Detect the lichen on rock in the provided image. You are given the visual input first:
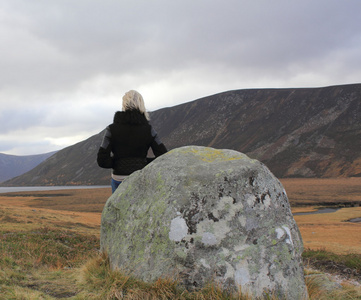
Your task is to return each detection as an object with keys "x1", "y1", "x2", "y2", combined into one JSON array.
[{"x1": 100, "y1": 146, "x2": 308, "y2": 299}]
